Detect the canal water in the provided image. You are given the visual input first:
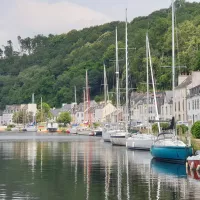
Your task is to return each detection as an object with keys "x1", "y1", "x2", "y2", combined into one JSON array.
[{"x1": 0, "y1": 136, "x2": 199, "y2": 200}]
